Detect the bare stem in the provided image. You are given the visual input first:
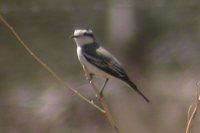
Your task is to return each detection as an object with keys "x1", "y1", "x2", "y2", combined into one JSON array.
[
  {"x1": 89, "y1": 80, "x2": 119, "y2": 133},
  {"x1": 186, "y1": 82, "x2": 200, "y2": 133},
  {"x1": 0, "y1": 14, "x2": 105, "y2": 113}
]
